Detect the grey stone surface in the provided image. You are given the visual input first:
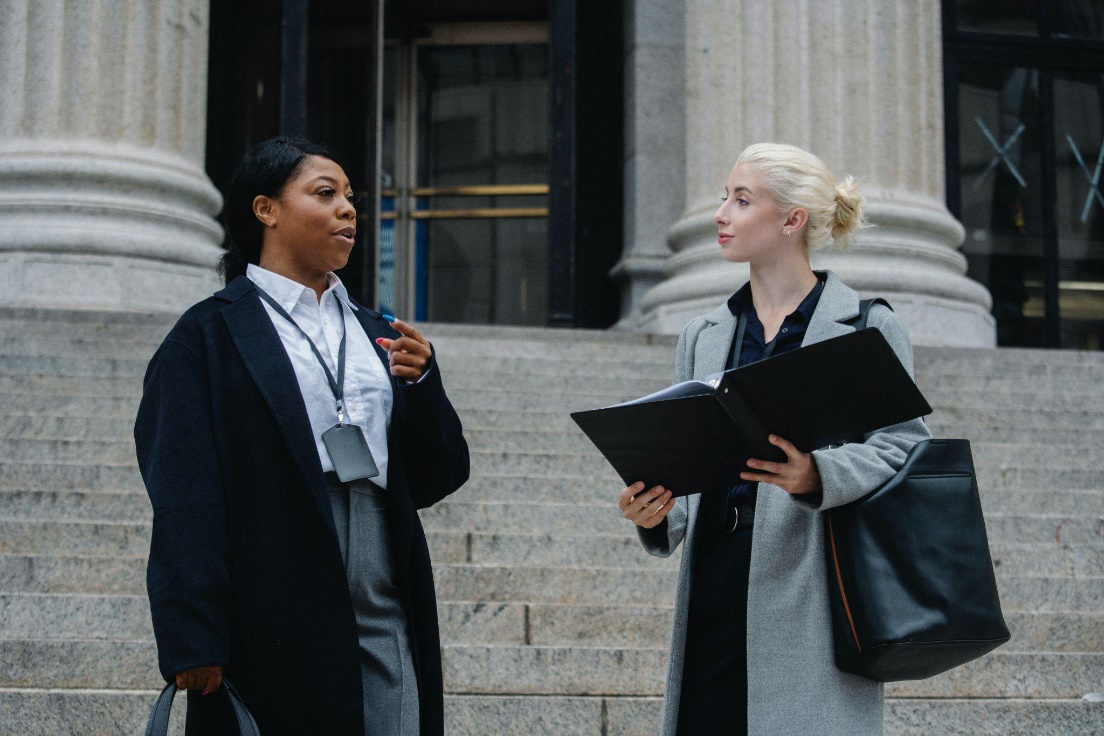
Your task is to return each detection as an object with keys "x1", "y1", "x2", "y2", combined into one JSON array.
[
  {"x1": 0, "y1": 593, "x2": 152, "y2": 640},
  {"x1": 0, "y1": 490, "x2": 150, "y2": 523},
  {"x1": 527, "y1": 604, "x2": 672, "y2": 648},
  {"x1": 0, "y1": 520, "x2": 149, "y2": 556},
  {"x1": 443, "y1": 694, "x2": 602, "y2": 735},
  {"x1": 0, "y1": 555, "x2": 145, "y2": 595},
  {"x1": 886, "y1": 653, "x2": 1104, "y2": 699},
  {"x1": 0, "y1": 462, "x2": 144, "y2": 492},
  {"x1": 0, "y1": 688, "x2": 185, "y2": 736},
  {"x1": 0, "y1": 639, "x2": 160, "y2": 688},
  {"x1": 2, "y1": 315, "x2": 1104, "y2": 735},
  {"x1": 442, "y1": 645, "x2": 668, "y2": 696},
  {"x1": 432, "y1": 565, "x2": 678, "y2": 607},
  {"x1": 885, "y1": 698, "x2": 1104, "y2": 736}
]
